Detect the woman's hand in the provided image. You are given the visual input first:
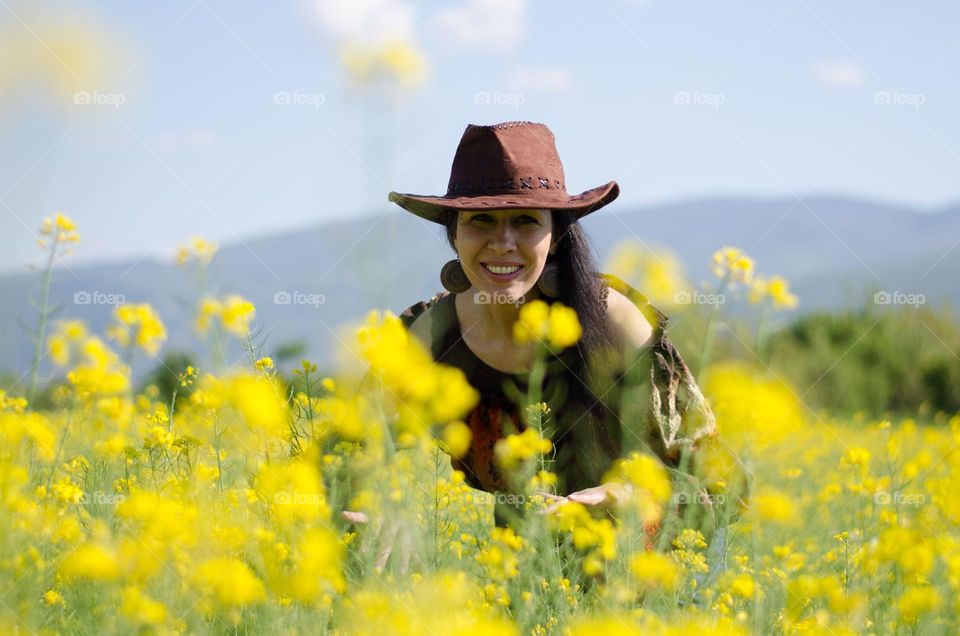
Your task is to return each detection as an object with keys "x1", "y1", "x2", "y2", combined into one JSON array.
[{"x1": 537, "y1": 482, "x2": 633, "y2": 515}]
